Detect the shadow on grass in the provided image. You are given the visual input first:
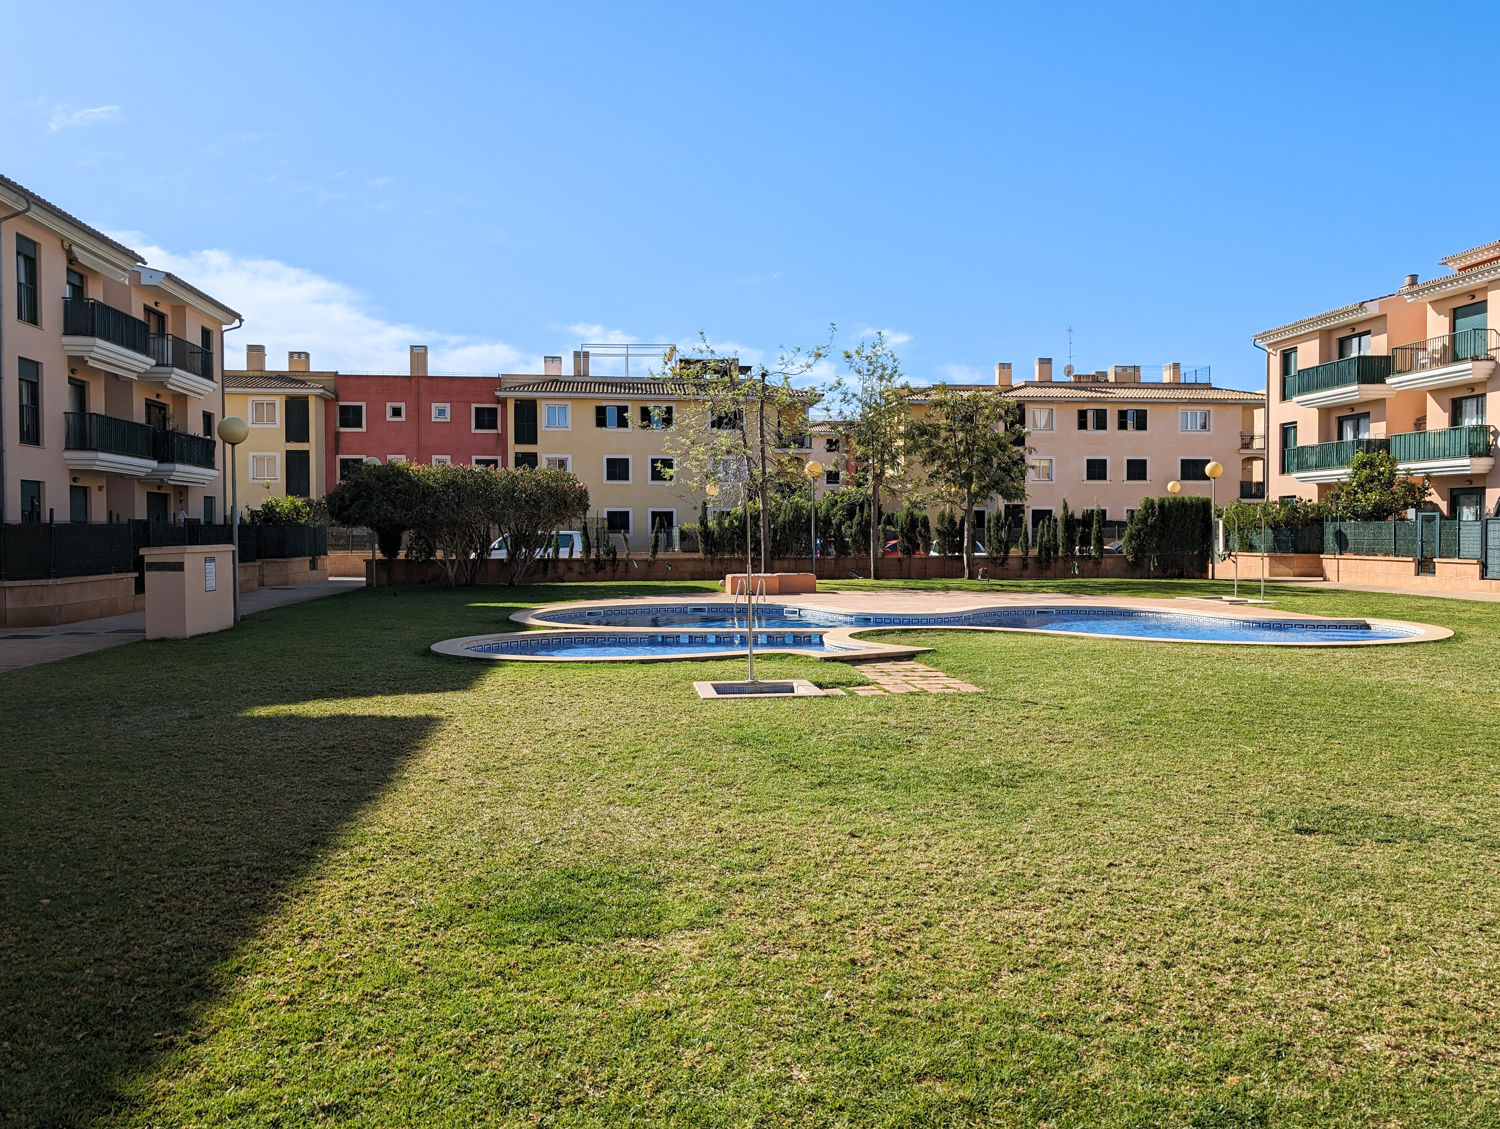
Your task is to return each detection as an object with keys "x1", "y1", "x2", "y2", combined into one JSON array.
[{"x1": 0, "y1": 590, "x2": 497, "y2": 1127}]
